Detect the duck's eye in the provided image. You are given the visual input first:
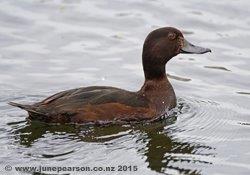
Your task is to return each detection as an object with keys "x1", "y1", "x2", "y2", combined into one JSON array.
[{"x1": 168, "y1": 33, "x2": 176, "y2": 40}]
